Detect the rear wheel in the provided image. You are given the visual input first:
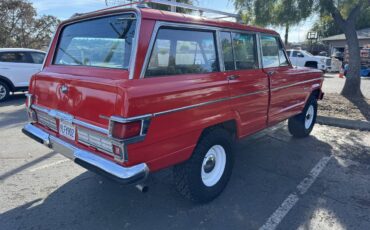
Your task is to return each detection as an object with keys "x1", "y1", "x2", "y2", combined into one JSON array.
[
  {"x1": 0, "y1": 81, "x2": 10, "y2": 102},
  {"x1": 288, "y1": 96, "x2": 317, "y2": 138},
  {"x1": 173, "y1": 128, "x2": 234, "y2": 203}
]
